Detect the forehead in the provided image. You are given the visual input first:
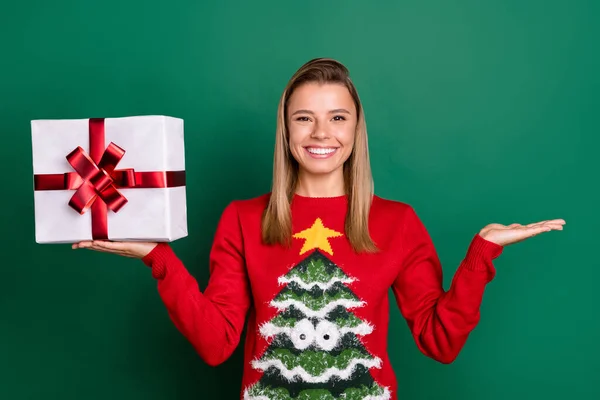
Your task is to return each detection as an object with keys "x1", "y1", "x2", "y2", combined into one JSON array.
[{"x1": 288, "y1": 82, "x2": 355, "y2": 111}]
